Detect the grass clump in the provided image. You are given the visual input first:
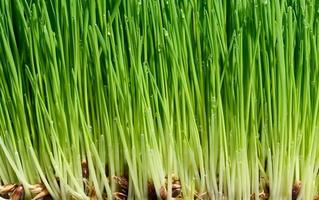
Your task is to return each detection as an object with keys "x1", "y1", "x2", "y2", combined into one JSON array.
[{"x1": 1, "y1": 0, "x2": 319, "y2": 199}]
